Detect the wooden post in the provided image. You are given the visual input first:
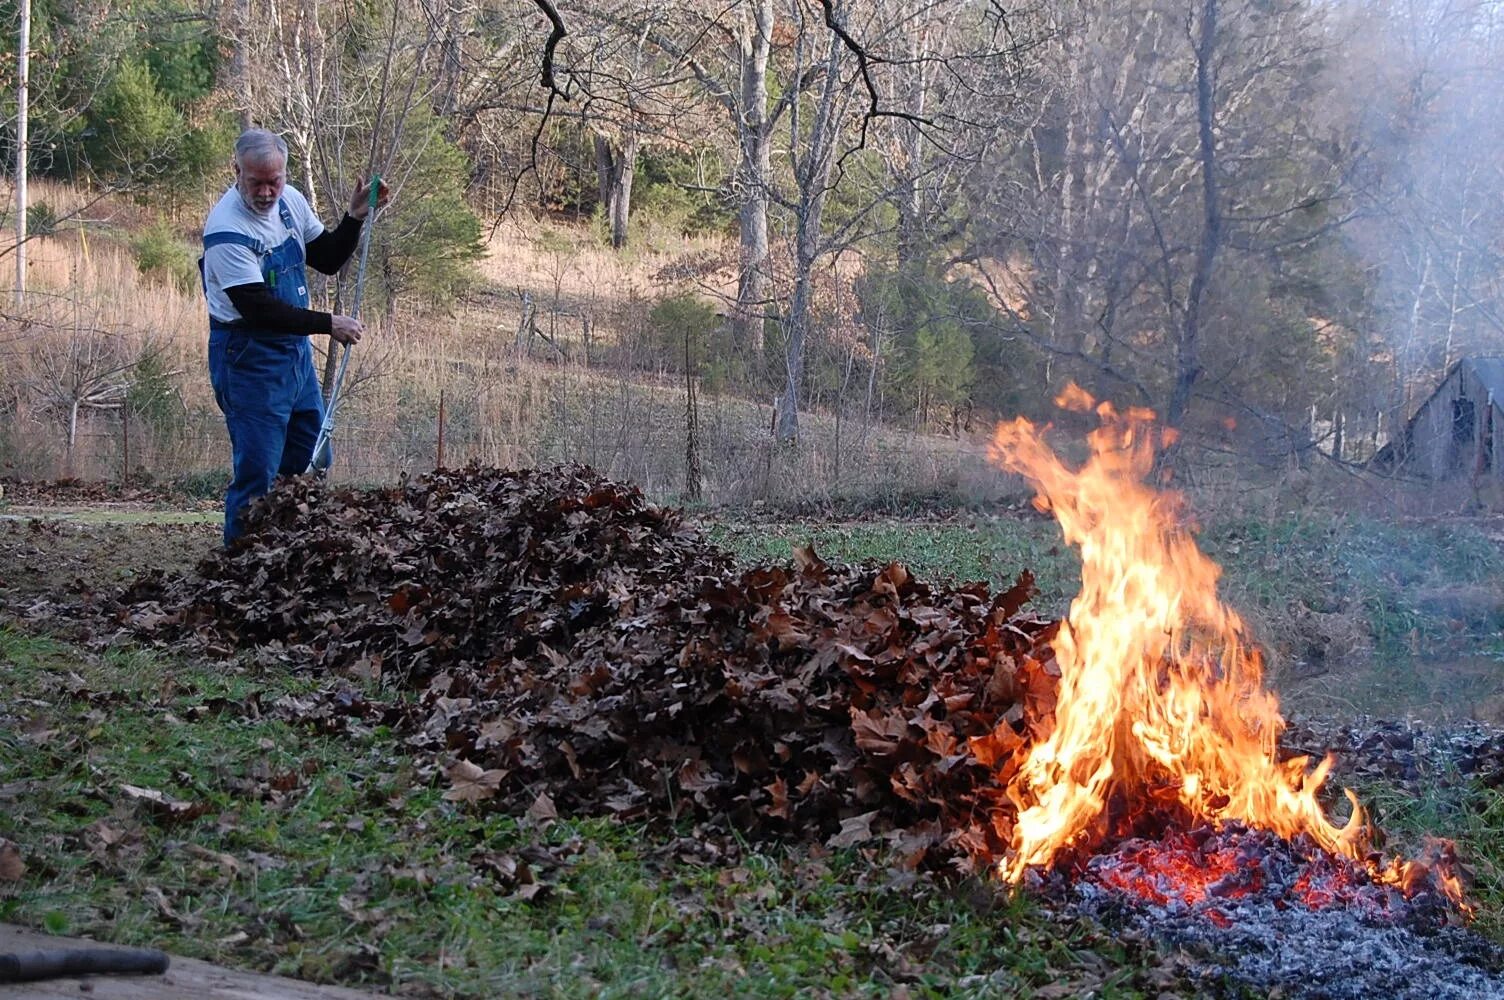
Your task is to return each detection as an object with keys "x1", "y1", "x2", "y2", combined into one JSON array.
[
  {"x1": 436, "y1": 388, "x2": 446, "y2": 469},
  {"x1": 763, "y1": 394, "x2": 778, "y2": 498},
  {"x1": 14, "y1": 0, "x2": 29, "y2": 306},
  {"x1": 121, "y1": 406, "x2": 130, "y2": 482},
  {"x1": 683, "y1": 326, "x2": 701, "y2": 503},
  {"x1": 1478, "y1": 392, "x2": 1493, "y2": 476}
]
